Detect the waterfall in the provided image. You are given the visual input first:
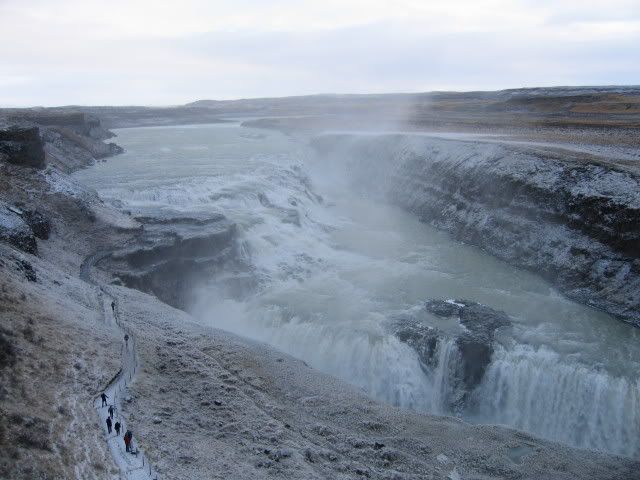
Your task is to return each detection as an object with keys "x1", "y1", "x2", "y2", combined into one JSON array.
[
  {"x1": 76, "y1": 123, "x2": 640, "y2": 460},
  {"x1": 473, "y1": 344, "x2": 640, "y2": 457},
  {"x1": 428, "y1": 337, "x2": 461, "y2": 414}
]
